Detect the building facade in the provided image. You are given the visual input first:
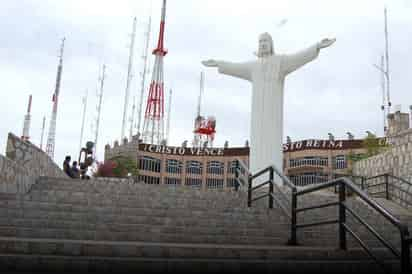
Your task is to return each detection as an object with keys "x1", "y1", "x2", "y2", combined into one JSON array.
[{"x1": 104, "y1": 136, "x2": 377, "y2": 188}]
